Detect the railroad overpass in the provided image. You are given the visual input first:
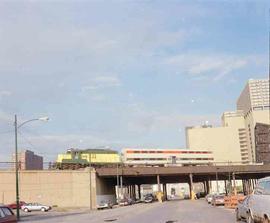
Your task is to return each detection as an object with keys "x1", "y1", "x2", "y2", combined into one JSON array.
[
  {"x1": 96, "y1": 164, "x2": 270, "y2": 198},
  {"x1": 97, "y1": 164, "x2": 270, "y2": 180}
]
